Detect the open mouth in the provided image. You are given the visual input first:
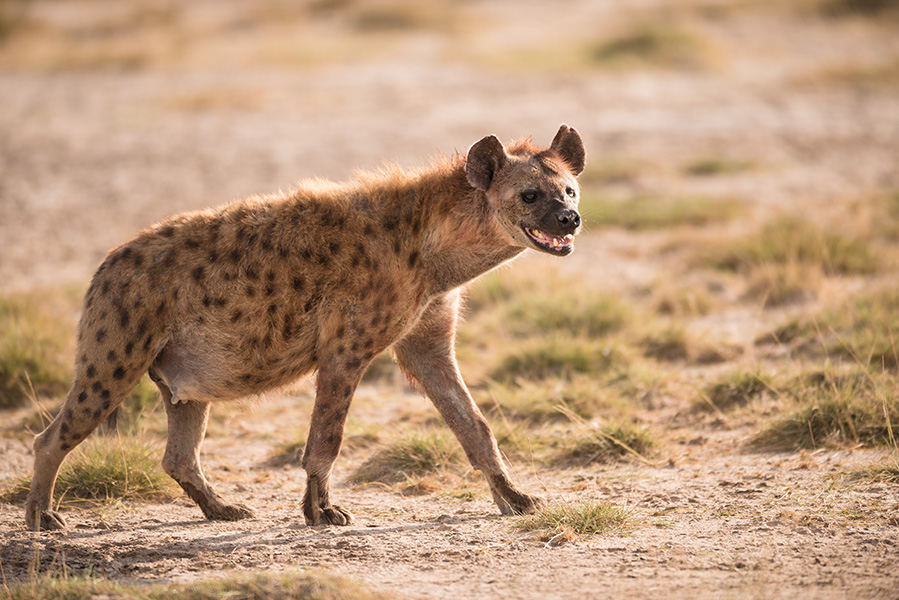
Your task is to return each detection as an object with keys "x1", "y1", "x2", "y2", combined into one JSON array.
[{"x1": 523, "y1": 227, "x2": 575, "y2": 255}]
